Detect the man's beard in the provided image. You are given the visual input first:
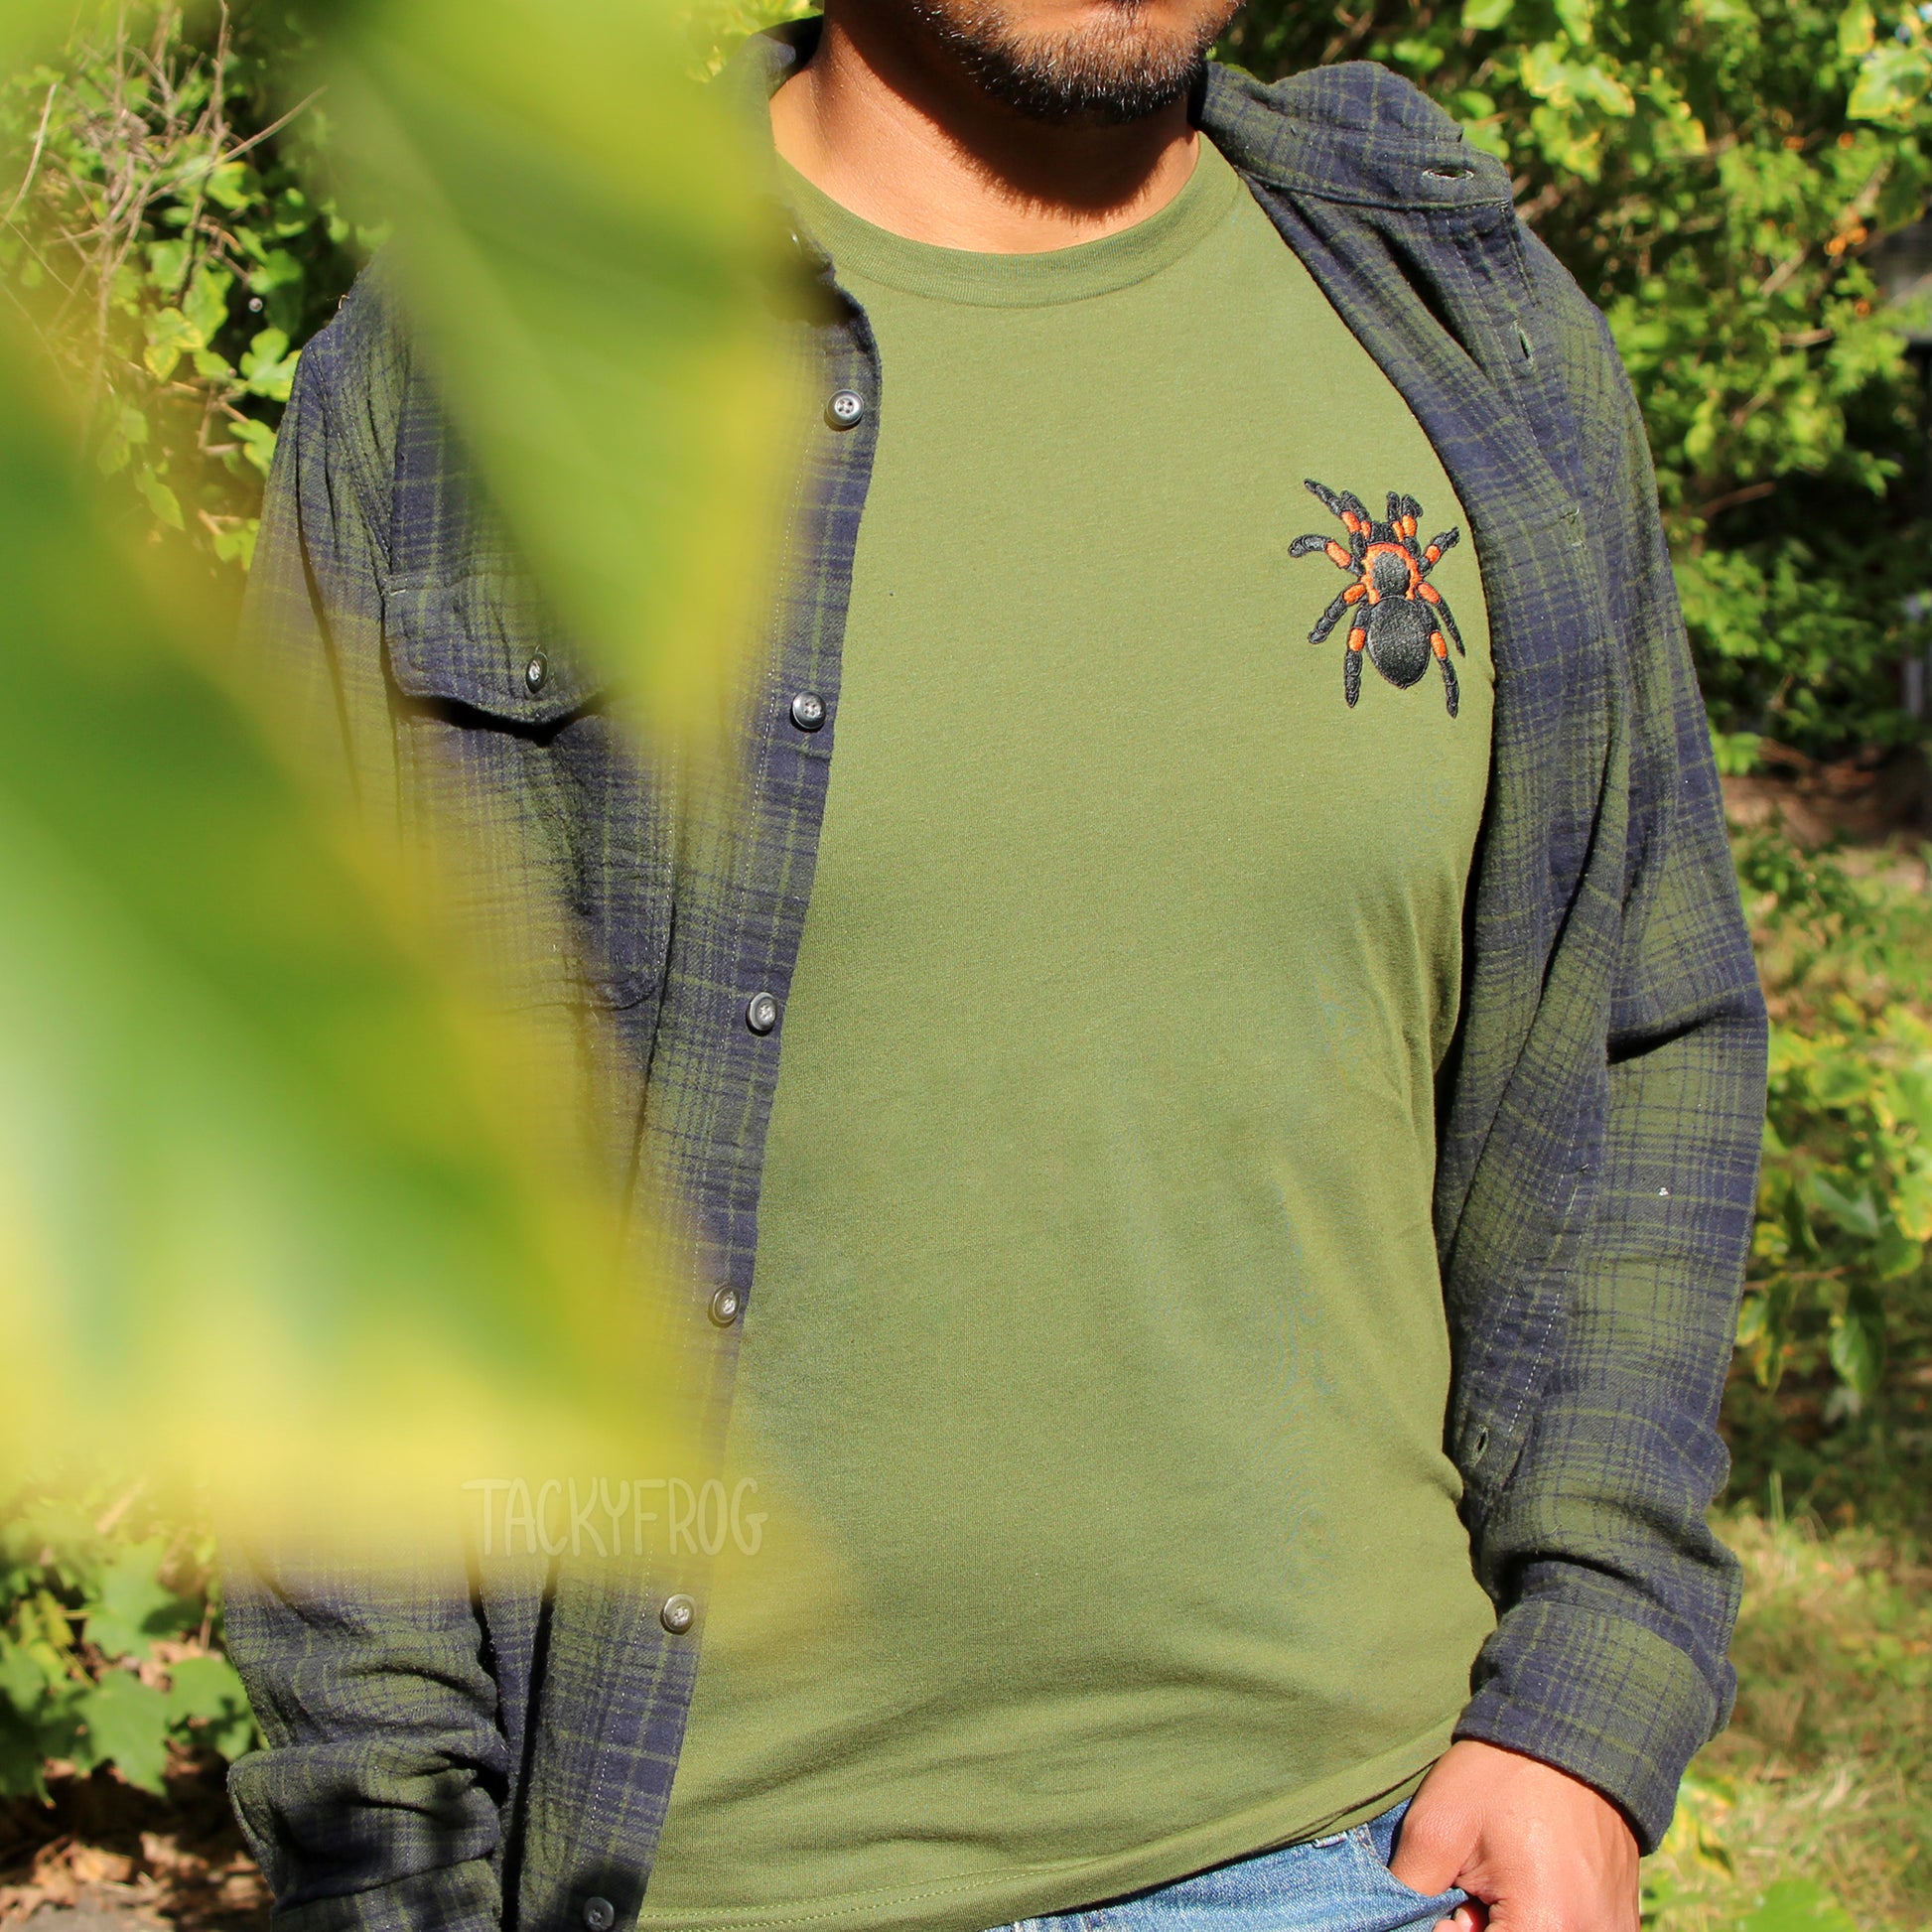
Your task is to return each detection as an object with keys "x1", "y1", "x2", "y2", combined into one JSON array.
[{"x1": 902, "y1": 0, "x2": 1238, "y2": 125}]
